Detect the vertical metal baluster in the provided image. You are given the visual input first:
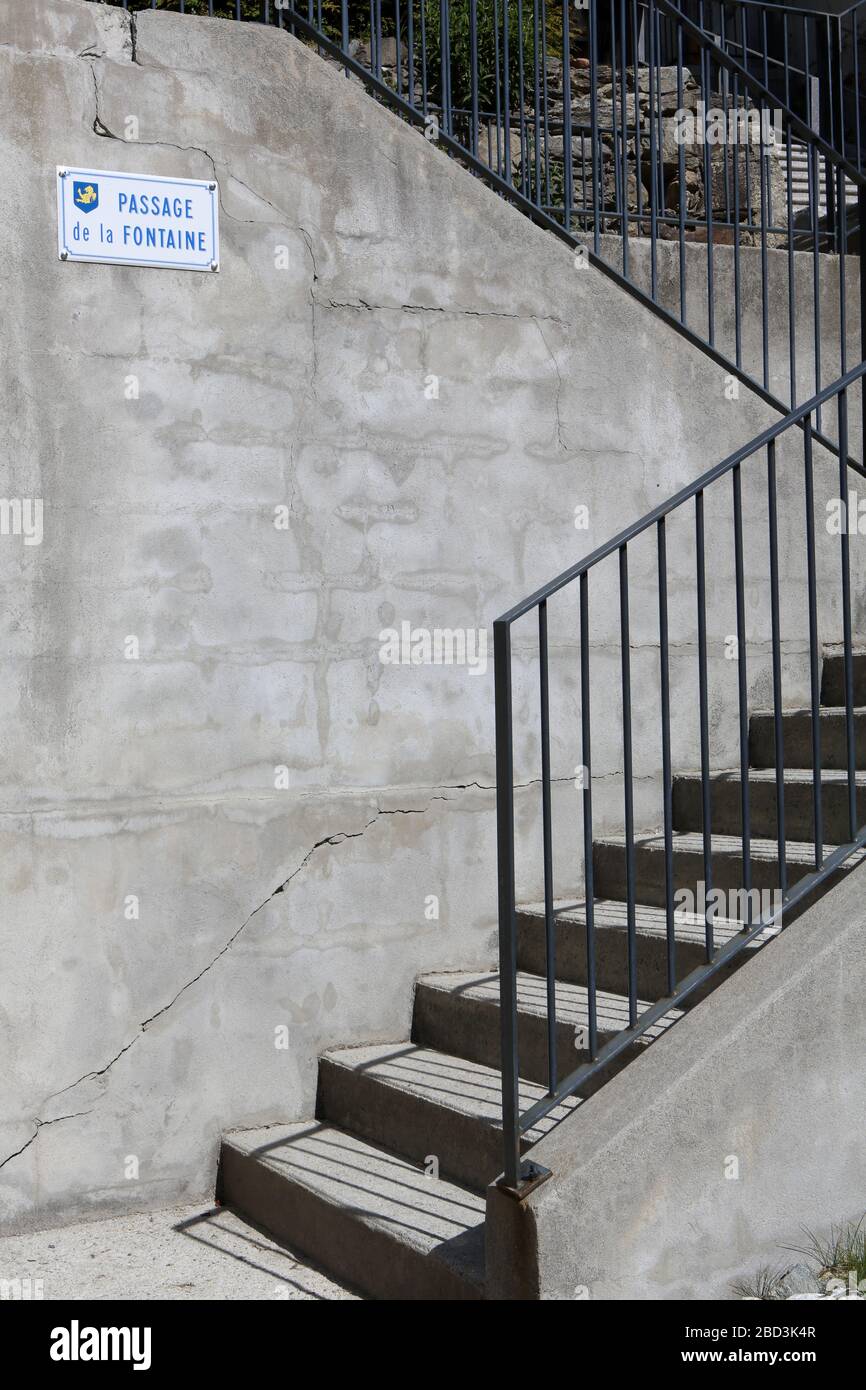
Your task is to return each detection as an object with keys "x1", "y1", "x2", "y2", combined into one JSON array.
[
  {"x1": 810, "y1": 143, "x2": 822, "y2": 432},
  {"x1": 733, "y1": 72, "x2": 742, "y2": 372},
  {"x1": 733, "y1": 464, "x2": 752, "y2": 928},
  {"x1": 538, "y1": 601, "x2": 558, "y2": 1093},
  {"x1": 516, "y1": 0, "x2": 528, "y2": 199},
  {"x1": 837, "y1": 385, "x2": 857, "y2": 841},
  {"x1": 840, "y1": 164, "x2": 848, "y2": 390},
  {"x1": 803, "y1": 416, "x2": 824, "y2": 869},
  {"x1": 700, "y1": 32, "x2": 715, "y2": 345},
  {"x1": 825, "y1": 14, "x2": 836, "y2": 161},
  {"x1": 494, "y1": 621, "x2": 520, "y2": 1189},
  {"x1": 442, "y1": 0, "x2": 452, "y2": 139},
  {"x1": 834, "y1": 15, "x2": 846, "y2": 174},
  {"x1": 759, "y1": 102, "x2": 770, "y2": 392},
  {"x1": 406, "y1": 0, "x2": 415, "y2": 107},
  {"x1": 540, "y1": 0, "x2": 551, "y2": 212},
  {"x1": 783, "y1": 25, "x2": 795, "y2": 397},
  {"x1": 648, "y1": 0, "x2": 658, "y2": 301},
  {"x1": 854, "y1": 11, "x2": 862, "y2": 174},
  {"x1": 803, "y1": 15, "x2": 812, "y2": 136},
  {"x1": 493, "y1": 0, "x2": 502, "y2": 178},
  {"x1": 633, "y1": 0, "x2": 644, "y2": 239},
  {"x1": 590, "y1": 0, "x2": 601, "y2": 254},
  {"x1": 580, "y1": 573, "x2": 598, "y2": 1060},
  {"x1": 658, "y1": 518, "x2": 676, "y2": 994},
  {"x1": 727, "y1": 8, "x2": 738, "y2": 236},
  {"x1": 676, "y1": 19, "x2": 685, "y2": 322},
  {"x1": 532, "y1": 0, "x2": 541, "y2": 209},
  {"x1": 420, "y1": 0, "x2": 429, "y2": 120},
  {"x1": 395, "y1": 0, "x2": 403, "y2": 101},
  {"x1": 785, "y1": 119, "x2": 796, "y2": 407},
  {"x1": 610, "y1": 0, "x2": 623, "y2": 263},
  {"x1": 469, "y1": 0, "x2": 479, "y2": 155},
  {"x1": 502, "y1": 0, "x2": 512, "y2": 184},
  {"x1": 341, "y1": 0, "x2": 350, "y2": 74},
  {"x1": 767, "y1": 441, "x2": 787, "y2": 896},
  {"x1": 562, "y1": 0, "x2": 573, "y2": 232},
  {"x1": 620, "y1": 0, "x2": 630, "y2": 276},
  {"x1": 696, "y1": 491, "x2": 714, "y2": 960},
  {"x1": 619, "y1": 545, "x2": 638, "y2": 1027},
  {"x1": 494, "y1": 625, "x2": 522, "y2": 1189},
  {"x1": 861, "y1": 187, "x2": 866, "y2": 459}
]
